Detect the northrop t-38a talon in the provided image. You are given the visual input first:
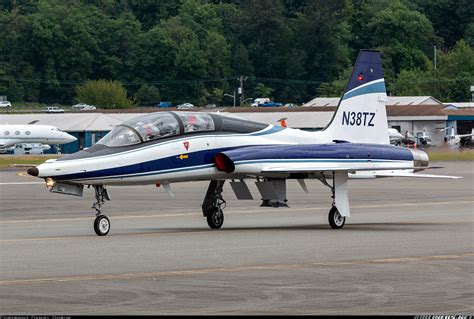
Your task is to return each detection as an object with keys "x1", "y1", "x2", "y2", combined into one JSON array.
[{"x1": 27, "y1": 50, "x2": 459, "y2": 236}]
